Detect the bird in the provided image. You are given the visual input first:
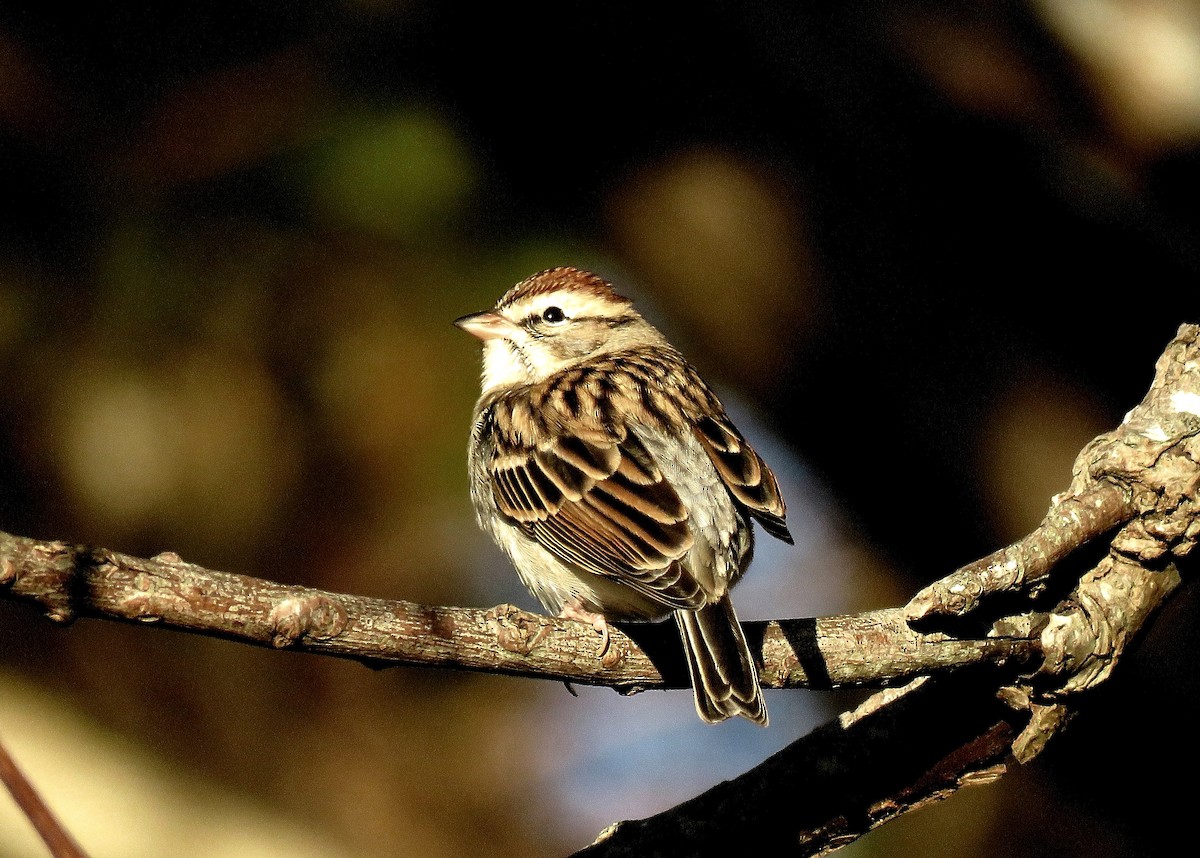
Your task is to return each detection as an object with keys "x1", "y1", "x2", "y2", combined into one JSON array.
[{"x1": 456, "y1": 266, "x2": 792, "y2": 725}]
